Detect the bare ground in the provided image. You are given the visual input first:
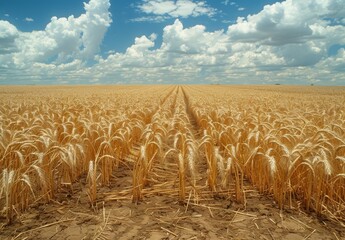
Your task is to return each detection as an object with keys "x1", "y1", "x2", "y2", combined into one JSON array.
[{"x1": 1, "y1": 171, "x2": 344, "y2": 240}]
